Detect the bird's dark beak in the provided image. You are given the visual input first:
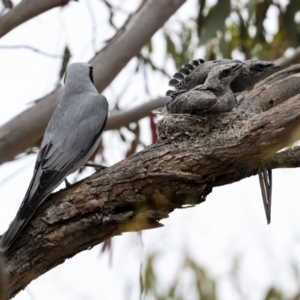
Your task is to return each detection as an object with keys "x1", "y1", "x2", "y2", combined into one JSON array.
[{"x1": 232, "y1": 63, "x2": 246, "y2": 74}]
